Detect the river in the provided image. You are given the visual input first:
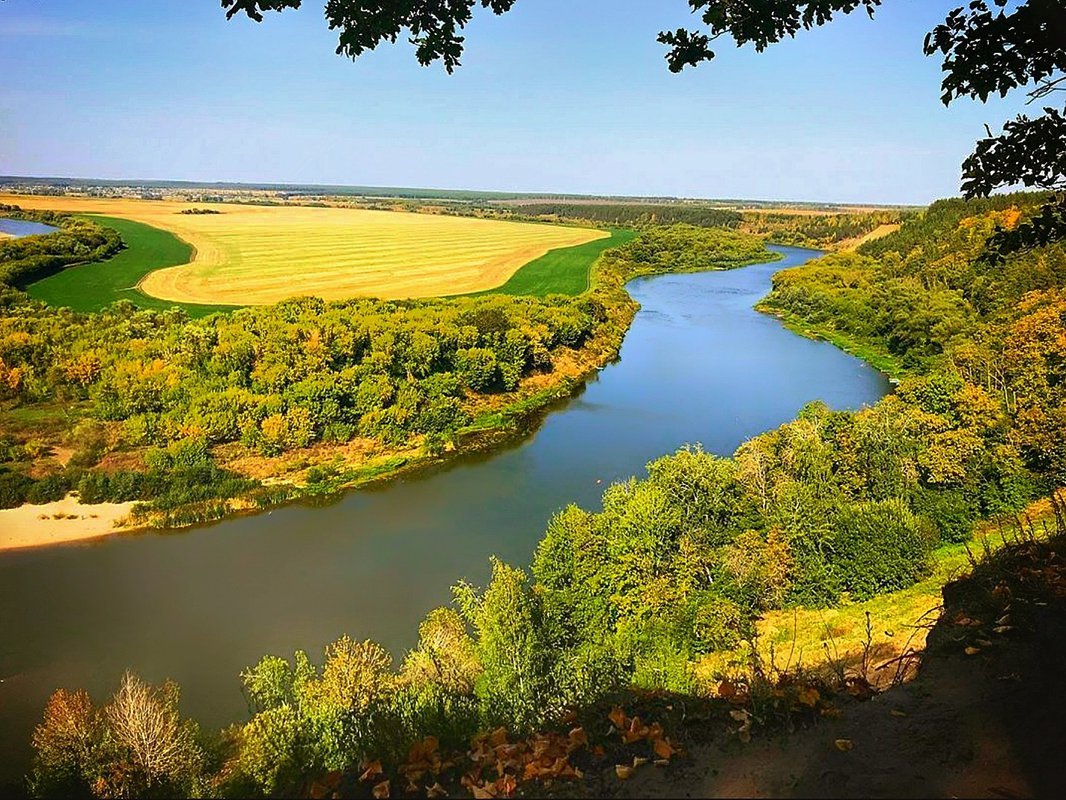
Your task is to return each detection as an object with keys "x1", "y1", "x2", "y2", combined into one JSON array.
[
  {"x1": 0, "y1": 245, "x2": 890, "y2": 781},
  {"x1": 0, "y1": 218, "x2": 59, "y2": 238}
]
